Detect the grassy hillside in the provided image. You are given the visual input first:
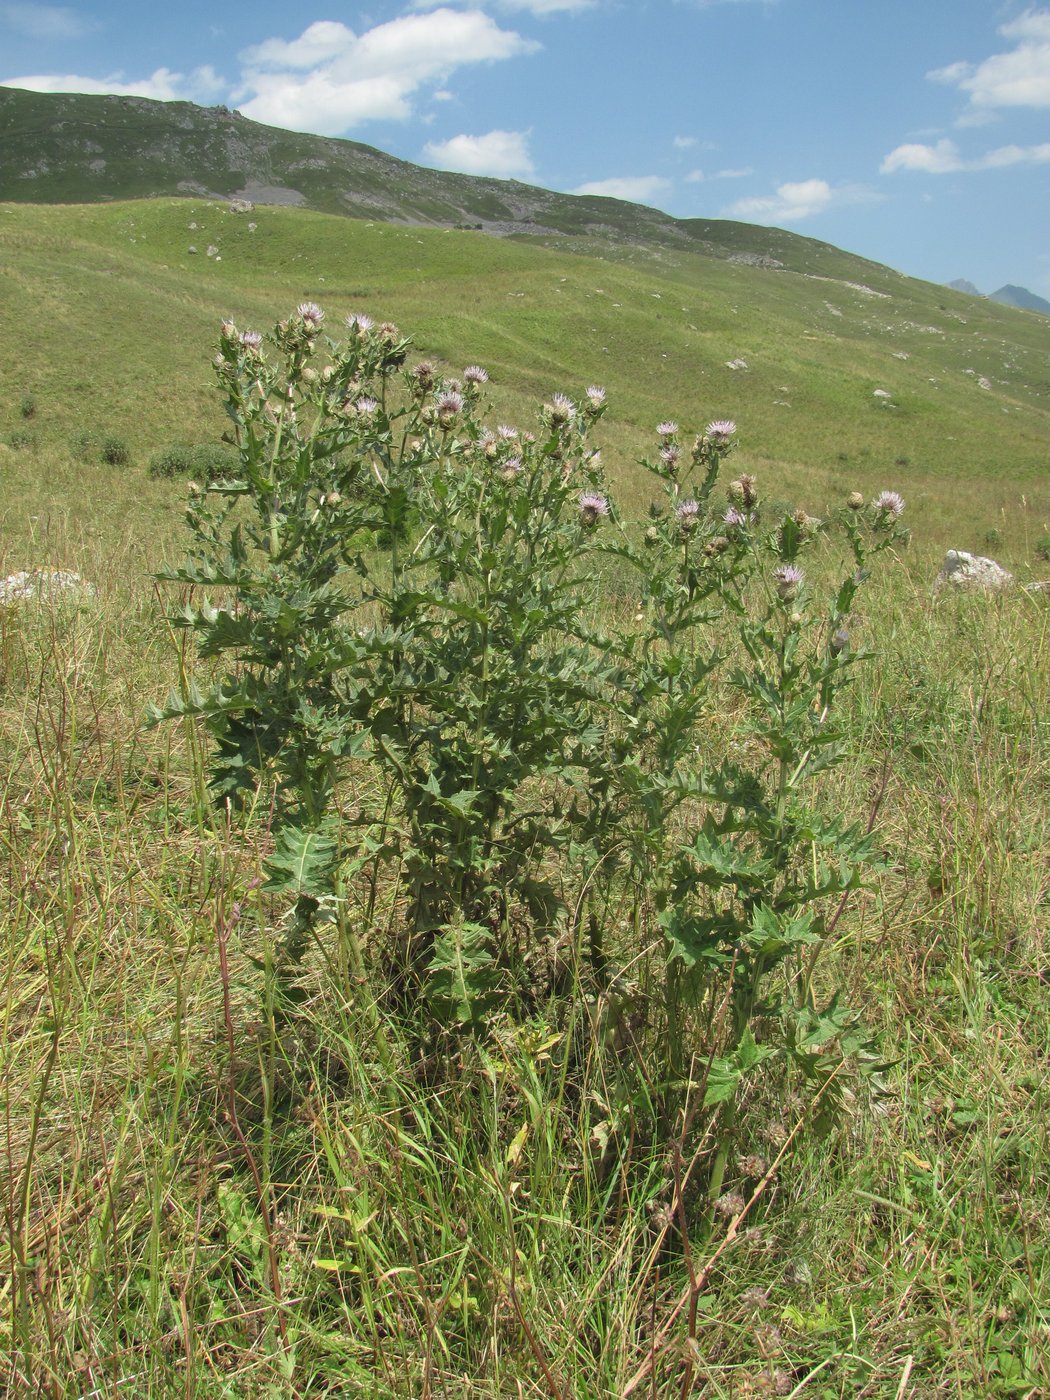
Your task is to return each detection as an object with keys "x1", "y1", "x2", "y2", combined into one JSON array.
[
  {"x1": 2, "y1": 197, "x2": 1048, "y2": 577},
  {"x1": 0, "y1": 142, "x2": 1047, "y2": 1397}
]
